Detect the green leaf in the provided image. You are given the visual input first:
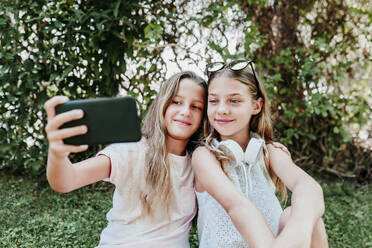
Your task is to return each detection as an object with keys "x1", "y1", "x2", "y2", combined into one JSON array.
[
  {"x1": 102, "y1": 62, "x2": 110, "y2": 76},
  {"x1": 49, "y1": 73, "x2": 58, "y2": 82},
  {"x1": 333, "y1": 126, "x2": 340, "y2": 134},
  {"x1": 113, "y1": 1, "x2": 121, "y2": 18},
  {"x1": 149, "y1": 64, "x2": 156, "y2": 73},
  {"x1": 60, "y1": 65, "x2": 74, "y2": 80},
  {"x1": 144, "y1": 23, "x2": 163, "y2": 40},
  {"x1": 308, "y1": 134, "x2": 316, "y2": 140},
  {"x1": 279, "y1": 88, "x2": 287, "y2": 94}
]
